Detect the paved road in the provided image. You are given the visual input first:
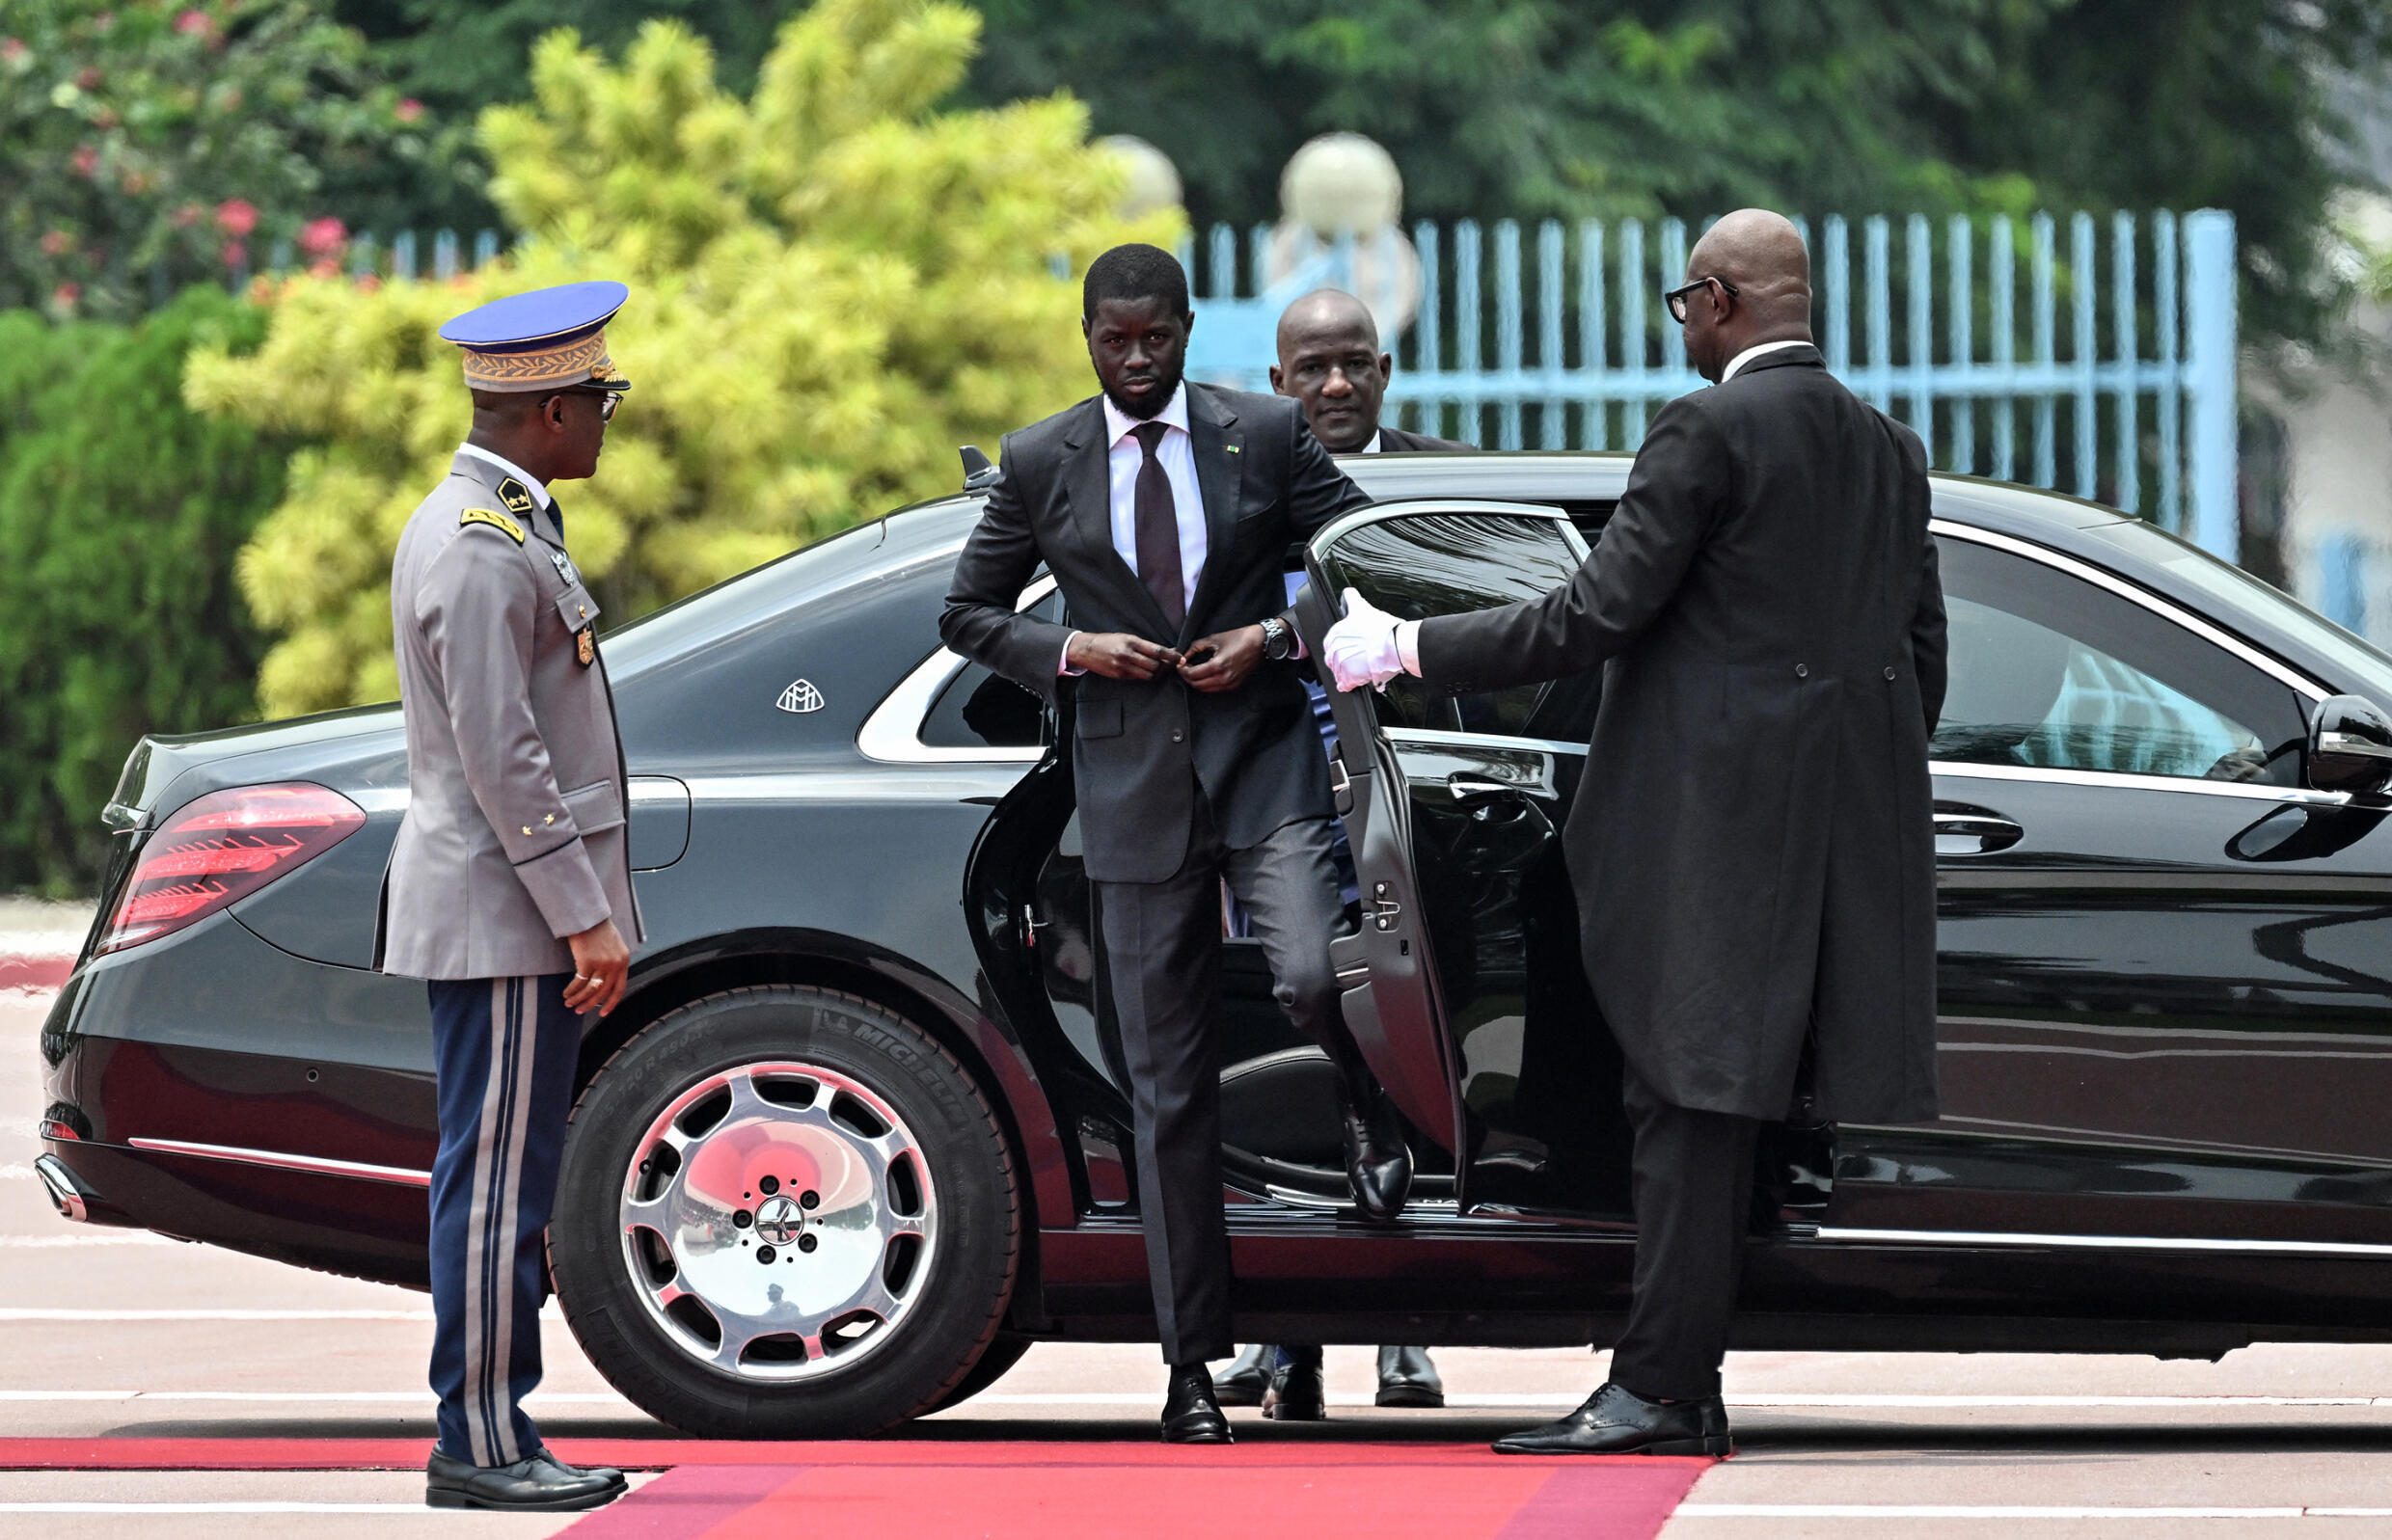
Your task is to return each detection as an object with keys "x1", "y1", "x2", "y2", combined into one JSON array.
[{"x1": 11, "y1": 989, "x2": 2392, "y2": 1536}]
